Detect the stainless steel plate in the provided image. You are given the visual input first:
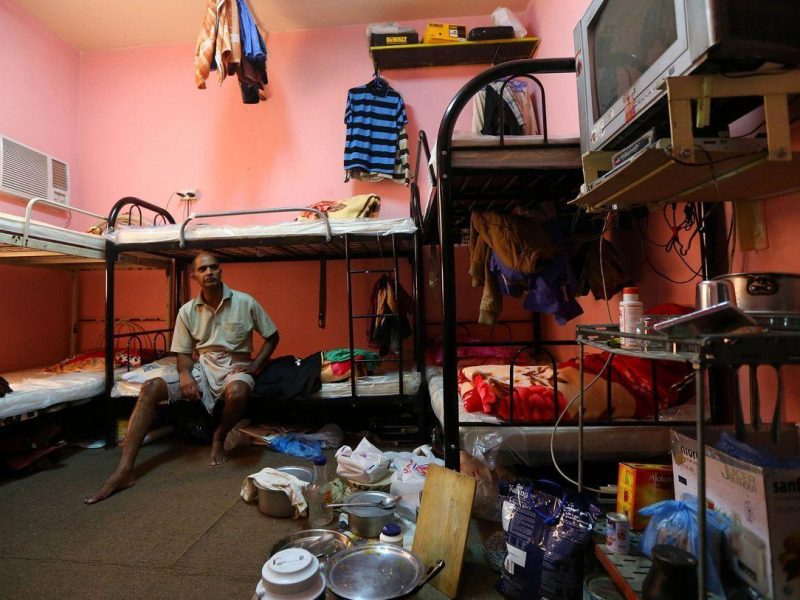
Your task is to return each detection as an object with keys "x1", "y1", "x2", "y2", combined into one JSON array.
[
  {"x1": 325, "y1": 544, "x2": 425, "y2": 600},
  {"x1": 270, "y1": 529, "x2": 351, "y2": 562}
]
